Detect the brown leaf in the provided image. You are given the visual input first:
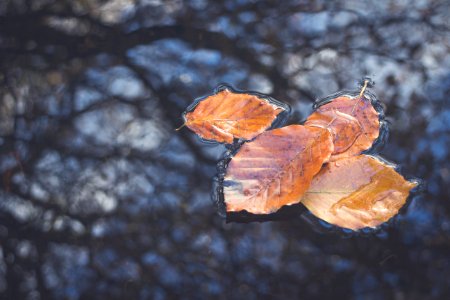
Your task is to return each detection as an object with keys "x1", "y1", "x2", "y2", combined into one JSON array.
[
  {"x1": 305, "y1": 95, "x2": 380, "y2": 161},
  {"x1": 301, "y1": 155, "x2": 417, "y2": 230},
  {"x1": 224, "y1": 125, "x2": 334, "y2": 214},
  {"x1": 184, "y1": 89, "x2": 286, "y2": 143}
]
